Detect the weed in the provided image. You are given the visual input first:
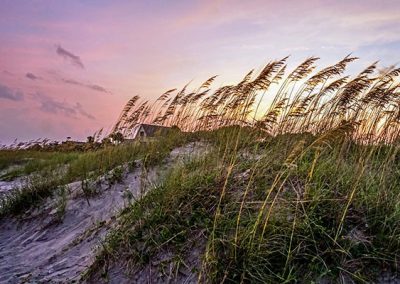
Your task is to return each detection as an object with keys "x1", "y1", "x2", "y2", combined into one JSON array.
[
  {"x1": 0, "y1": 172, "x2": 63, "y2": 218},
  {"x1": 81, "y1": 176, "x2": 97, "y2": 205},
  {"x1": 54, "y1": 185, "x2": 68, "y2": 222},
  {"x1": 106, "y1": 167, "x2": 124, "y2": 185}
]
